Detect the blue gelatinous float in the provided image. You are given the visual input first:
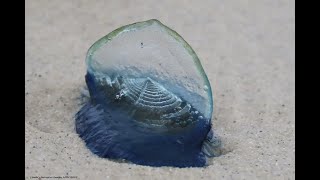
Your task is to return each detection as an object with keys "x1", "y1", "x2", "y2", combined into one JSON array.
[{"x1": 75, "y1": 19, "x2": 221, "y2": 167}]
